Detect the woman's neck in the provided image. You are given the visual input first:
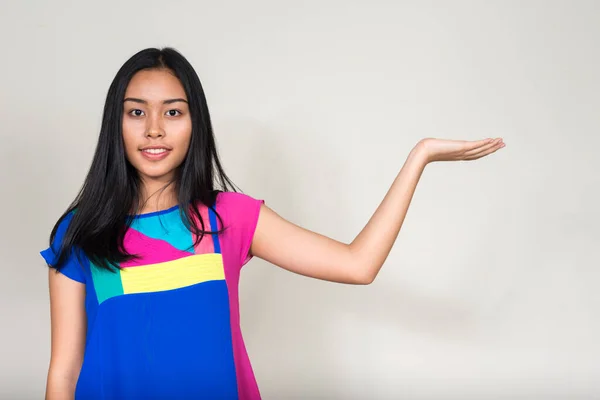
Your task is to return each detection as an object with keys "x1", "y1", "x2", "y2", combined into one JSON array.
[{"x1": 137, "y1": 180, "x2": 178, "y2": 214}]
